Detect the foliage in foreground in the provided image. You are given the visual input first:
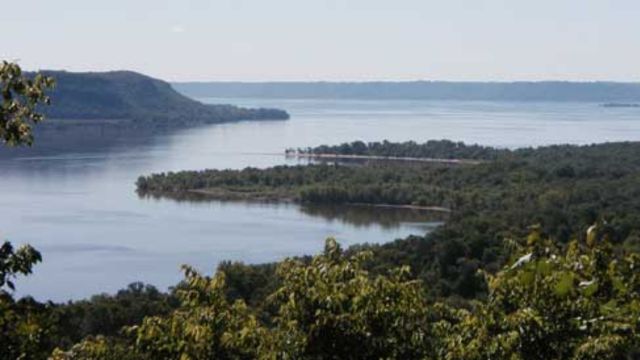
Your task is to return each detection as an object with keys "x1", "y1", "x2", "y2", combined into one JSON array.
[
  {"x1": 0, "y1": 241, "x2": 44, "y2": 359},
  {"x1": 51, "y1": 229, "x2": 639, "y2": 360},
  {"x1": 0, "y1": 61, "x2": 54, "y2": 146},
  {"x1": 442, "y1": 227, "x2": 640, "y2": 359}
]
